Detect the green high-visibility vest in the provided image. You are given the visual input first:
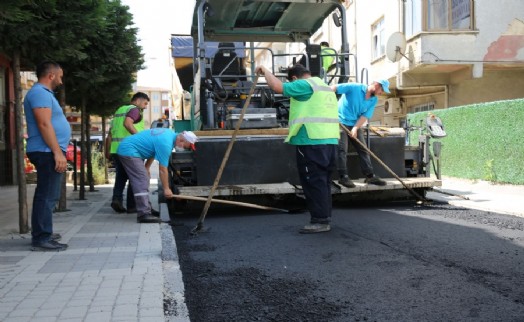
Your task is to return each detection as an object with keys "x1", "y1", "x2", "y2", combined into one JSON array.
[
  {"x1": 286, "y1": 77, "x2": 340, "y2": 143},
  {"x1": 321, "y1": 46, "x2": 336, "y2": 72},
  {"x1": 110, "y1": 105, "x2": 144, "y2": 153}
]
